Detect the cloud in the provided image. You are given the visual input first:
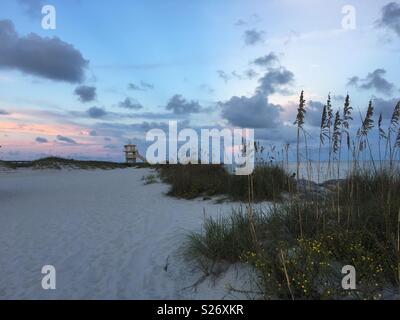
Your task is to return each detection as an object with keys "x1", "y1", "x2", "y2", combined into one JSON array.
[
  {"x1": 231, "y1": 71, "x2": 243, "y2": 80},
  {"x1": 376, "y1": 2, "x2": 400, "y2": 37},
  {"x1": 89, "y1": 130, "x2": 98, "y2": 136},
  {"x1": 217, "y1": 70, "x2": 230, "y2": 83},
  {"x1": 217, "y1": 69, "x2": 259, "y2": 83},
  {"x1": 234, "y1": 19, "x2": 247, "y2": 27},
  {"x1": 138, "y1": 120, "x2": 191, "y2": 132},
  {"x1": 35, "y1": 137, "x2": 48, "y2": 143},
  {"x1": 0, "y1": 109, "x2": 9, "y2": 115},
  {"x1": 253, "y1": 52, "x2": 279, "y2": 68},
  {"x1": 0, "y1": 20, "x2": 88, "y2": 83},
  {"x1": 91, "y1": 120, "x2": 190, "y2": 141},
  {"x1": 256, "y1": 125, "x2": 298, "y2": 144},
  {"x1": 256, "y1": 67, "x2": 295, "y2": 95},
  {"x1": 347, "y1": 76, "x2": 359, "y2": 86},
  {"x1": 128, "y1": 83, "x2": 141, "y2": 90},
  {"x1": 87, "y1": 107, "x2": 108, "y2": 118},
  {"x1": 104, "y1": 144, "x2": 120, "y2": 150},
  {"x1": 235, "y1": 14, "x2": 261, "y2": 28},
  {"x1": 219, "y1": 63, "x2": 295, "y2": 129},
  {"x1": 347, "y1": 69, "x2": 395, "y2": 95},
  {"x1": 243, "y1": 69, "x2": 259, "y2": 79},
  {"x1": 164, "y1": 94, "x2": 203, "y2": 115},
  {"x1": 332, "y1": 94, "x2": 345, "y2": 102},
  {"x1": 140, "y1": 81, "x2": 154, "y2": 90},
  {"x1": 57, "y1": 135, "x2": 77, "y2": 144},
  {"x1": 128, "y1": 81, "x2": 154, "y2": 91},
  {"x1": 17, "y1": 0, "x2": 44, "y2": 17},
  {"x1": 244, "y1": 29, "x2": 265, "y2": 46},
  {"x1": 305, "y1": 100, "x2": 325, "y2": 127},
  {"x1": 373, "y1": 97, "x2": 400, "y2": 119},
  {"x1": 119, "y1": 98, "x2": 143, "y2": 110},
  {"x1": 74, "y1": 85, "x2": 97, "y2": 103},
  {"x1": 220, "y1": 93, "x2": 282, "y2": 128}
]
